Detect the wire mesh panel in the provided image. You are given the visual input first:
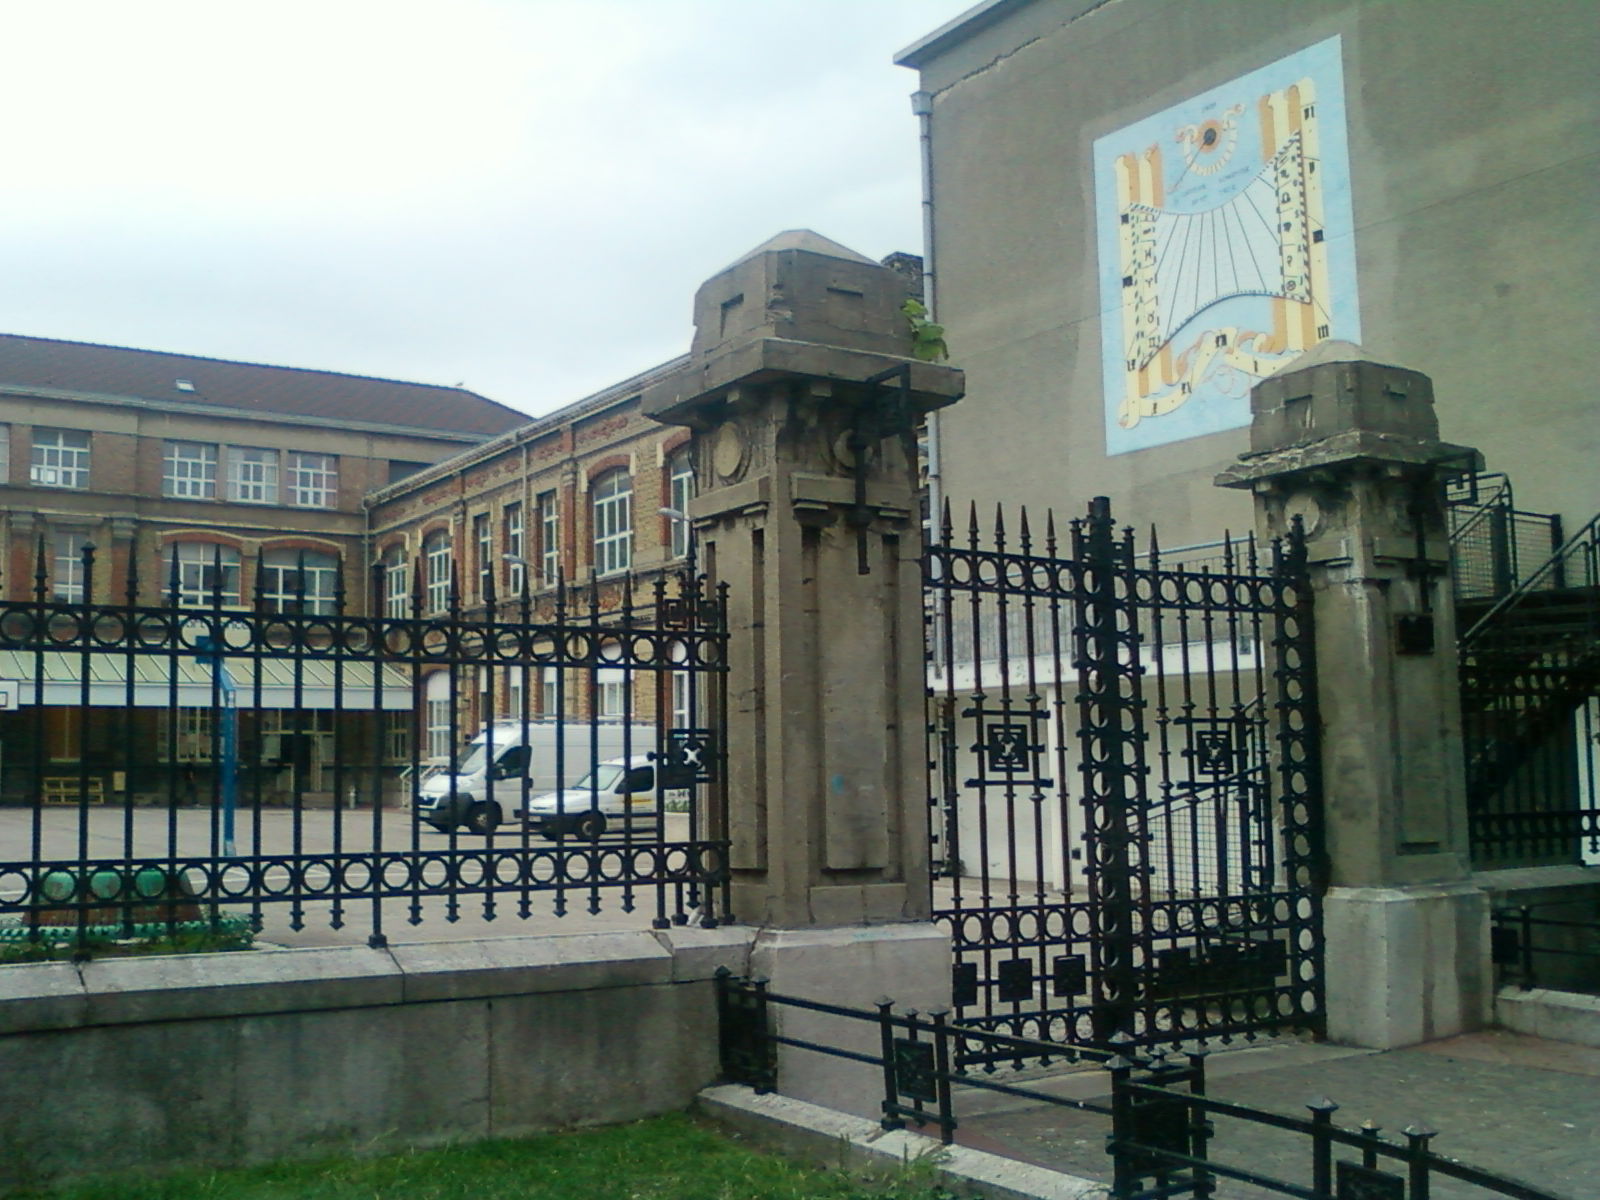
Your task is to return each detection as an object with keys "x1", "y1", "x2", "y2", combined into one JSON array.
[
  {"x1": 926, "y1": 497, "x2": 1323, "y2": 1060},
  {"x1": 0, "y1": 539, "x2": 730, "y2": 953}
]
